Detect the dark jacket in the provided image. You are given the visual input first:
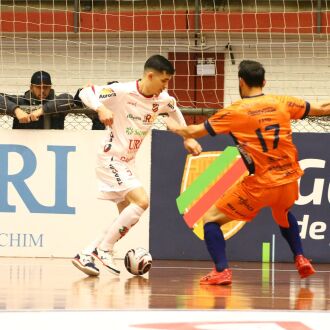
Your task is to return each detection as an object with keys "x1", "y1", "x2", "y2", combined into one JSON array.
[{"x1": 0, "y1": 89, "x2": 74, "y2": 129}]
